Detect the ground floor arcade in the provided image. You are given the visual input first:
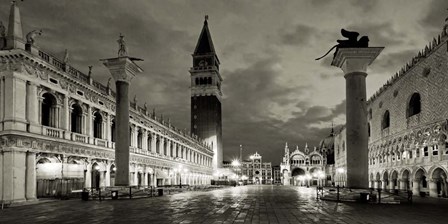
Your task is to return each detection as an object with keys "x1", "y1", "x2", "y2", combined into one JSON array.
[{"x1": 369, "y1": 166, "x2": 448, "y2": 198}]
